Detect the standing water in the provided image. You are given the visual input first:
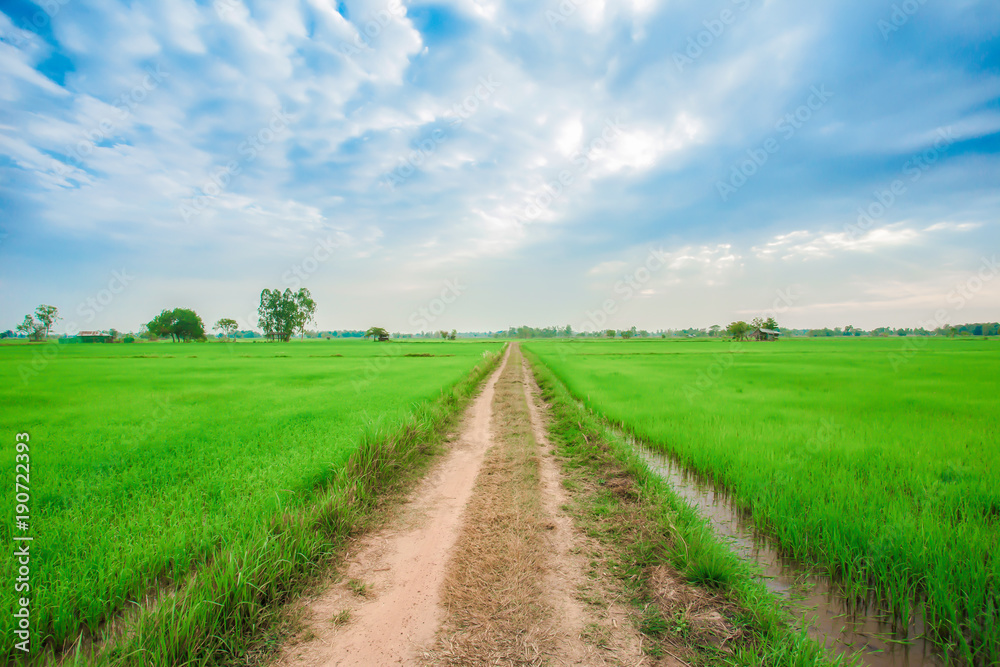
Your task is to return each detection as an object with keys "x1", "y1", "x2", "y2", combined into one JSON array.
[{"x1": 634, "y1": 442, "x2": 949, "y2": 667}]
